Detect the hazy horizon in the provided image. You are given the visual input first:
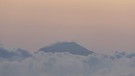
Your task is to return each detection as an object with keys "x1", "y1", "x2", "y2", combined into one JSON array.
[{"x1": 0, "y1": 0, "x2": 135, "y2": 54}]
